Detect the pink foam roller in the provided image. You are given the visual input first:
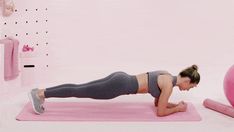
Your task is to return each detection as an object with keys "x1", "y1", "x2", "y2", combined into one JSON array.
[{"x1": 203, "y1": 98, "x2": 234, "y2": 118}]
